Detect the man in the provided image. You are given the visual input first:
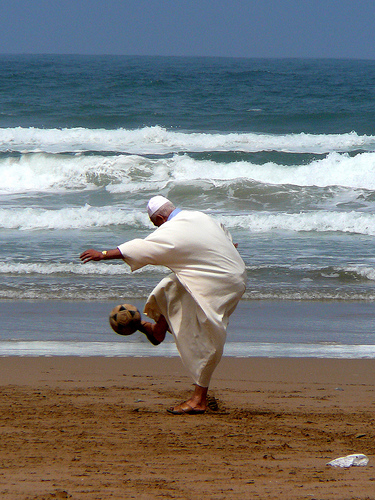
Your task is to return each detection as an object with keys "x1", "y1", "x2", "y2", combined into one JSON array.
[{"x1": 80, "y1": 196, "x2": 246, "y2": 415}]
